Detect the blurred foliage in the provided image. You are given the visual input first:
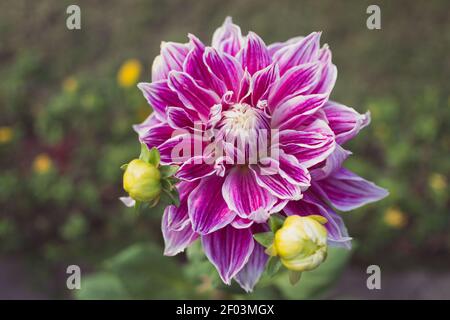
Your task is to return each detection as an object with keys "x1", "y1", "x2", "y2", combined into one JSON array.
[
  {"x1": 76, "y1": 242, "x2": 351, "y2": 299},
  {"x1": 0, "y1": 0, "x2": 449, "y2": 298}
]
